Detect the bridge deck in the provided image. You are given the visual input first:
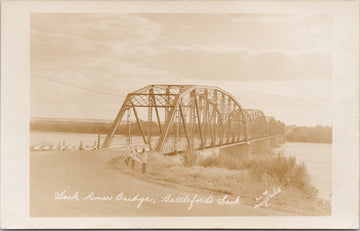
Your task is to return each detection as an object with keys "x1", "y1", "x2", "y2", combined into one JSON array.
[{"x1": 105, "y1": 134, "x2": 284, "y2": 154}]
